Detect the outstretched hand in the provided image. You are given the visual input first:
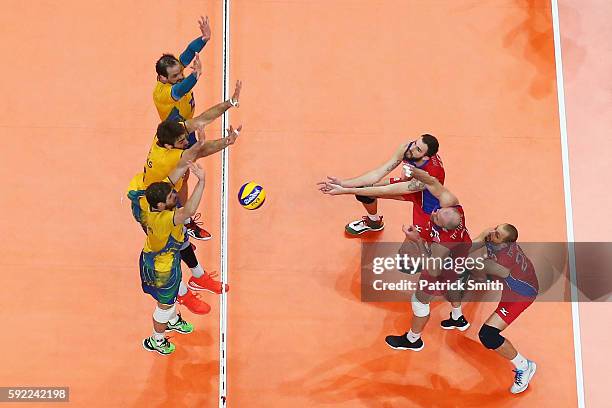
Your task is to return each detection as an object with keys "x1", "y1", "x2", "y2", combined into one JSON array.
[
  {"x1": 199, "y1": 16, "x2": 211, "y2": 42},
  {"x1": 188, "y1": 161, "x2": 205, "y2": 182},
  {"x1": 317, "y1": 181, "x2": 346, "y2": 195},
  {"x1": 324, "y1": 176, "x2": 344, "y2": 187},
  {"x1": 402, "y1": 224, "x2": 421, "y2": 242},
  {"x1": 230, "y1": 80, "x2": 242, "y2": 106},
  {"x1": 227, "y1": 124, "x2": 243, "y2": 145},
  {"x1": 191, "y1": 52, "x2": 202, "y2": 79},
  {"x1": 195, "y1": 124, "x2": 206, "y2": 142},
  {"x1": 478, "y1": 227, "x2": 497, "y2": 243}
]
